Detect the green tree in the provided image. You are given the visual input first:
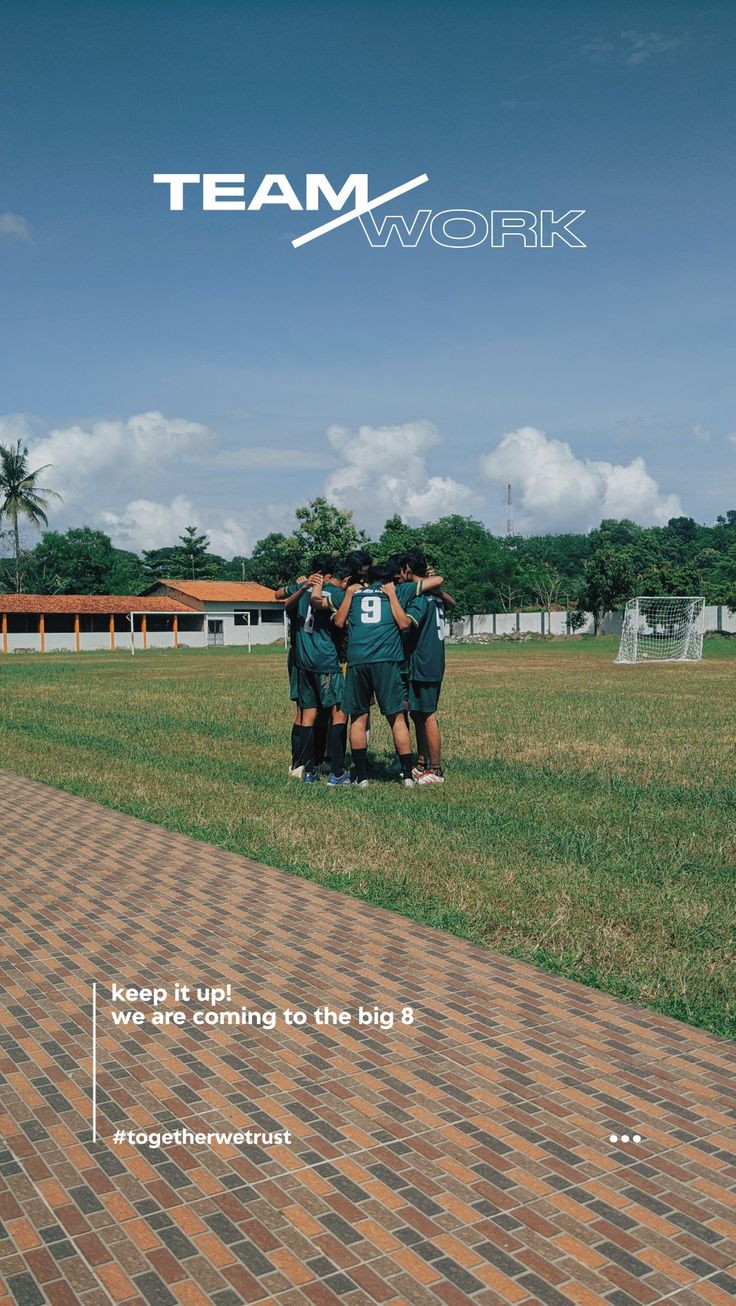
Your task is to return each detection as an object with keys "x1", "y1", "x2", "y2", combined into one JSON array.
[
  {"x1": 140, "y1": 546, "x2": 183, "y2": 582},
  {"x1": 174, "y1": 525, "x2": 223, "y2": 579},
  {"x1": 665, "y1": 516, "x2": 699, "y2": 545},
  {"x1": 422, "y1": 516, "x2": 508, "y2": 622},
  {"x1": 580, "y1": 546, "x2": 635, "y2": 634},
  {"x1": 23, "y1": 527, "x2": 145, "y2": 595},
  {"x1": 705, "y1": 545, "x2": 736, "y2": 609},
  {"x1": 244, "y1": 532, "x2": 303, "y2": 588},
  {"x1": 525, "y1": 561, "x2": 565, "y2": 626},
  {"x1": 374, "y1": 514, "x2": 424, "y2": 561},
  {"x1": 636, "y1": 557, "x2": 703, "y2": 598},
  {"x1": 292, "y1": 497, "x2": 369, "y2": 562},
  {"x1": 0, "y1": 441, "x2": 62, "y2": 592}
]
